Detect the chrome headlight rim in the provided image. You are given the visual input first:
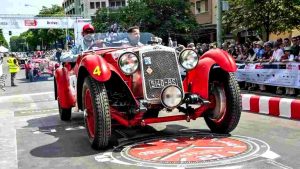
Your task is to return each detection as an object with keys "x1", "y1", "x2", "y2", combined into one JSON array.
[
  {"x1": 118, "y1": 52, "x2": 139, "y2": 75},
  {"x1": 160, "y1": 85, "x2": 184, "y2": 109},
  {"x1": 179, "y1": 49, "x2": 199, "y2": 70}
]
